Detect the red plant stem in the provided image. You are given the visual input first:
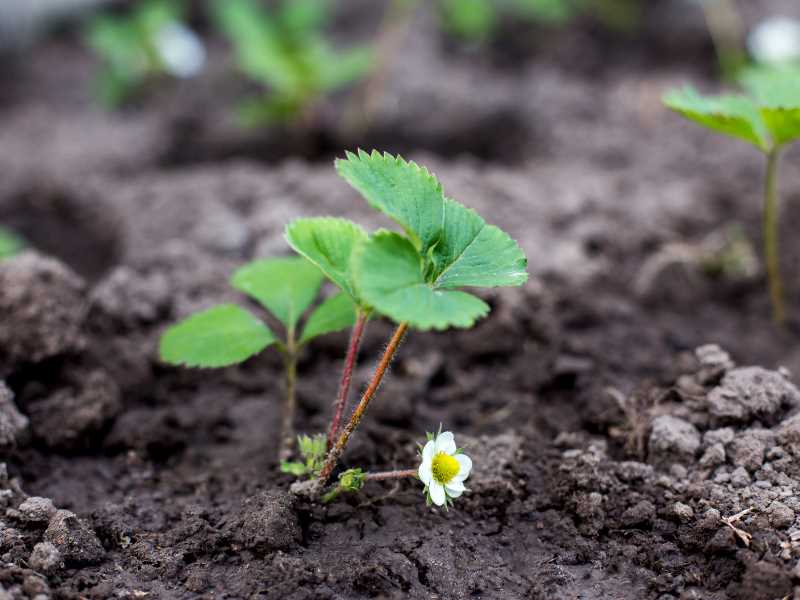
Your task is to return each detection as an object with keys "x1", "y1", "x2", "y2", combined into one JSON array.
[
  {"x1": 316, "y1": 322, "x2": 409, "y2": 490},
  {"x1": 327, "y1": 311, "x2": 368, "y2": 449},
  {"x1": 364, "y1": 469, "x2": 417, "y2": 481}
]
